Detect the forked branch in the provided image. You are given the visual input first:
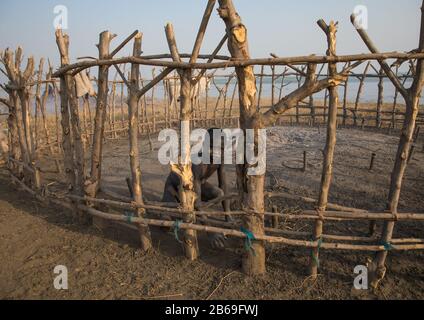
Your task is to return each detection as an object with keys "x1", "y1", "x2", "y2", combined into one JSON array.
[
  {"x1": 262, "y1": 62, "x2": 347, "y2": 126},
  {"x1": 350, "y1": 13, "x2": 409, "y2": 99}
]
